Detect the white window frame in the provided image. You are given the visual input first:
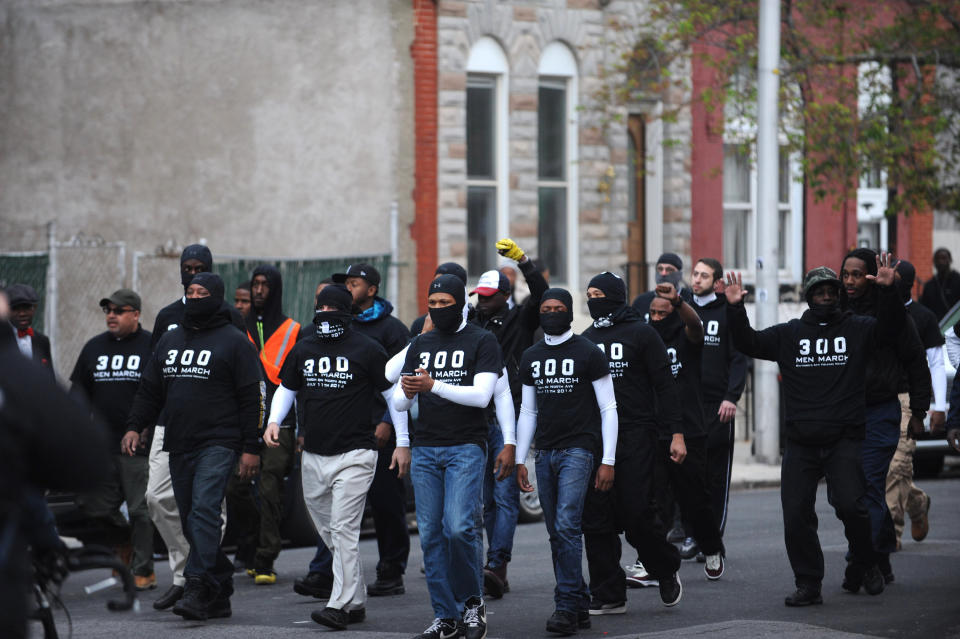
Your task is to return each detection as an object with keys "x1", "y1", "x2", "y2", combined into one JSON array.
[
  {"x1": 466, "y1": 37, "x2": 510, "y2": 274},
  {"x1": 856, "y1": 62, "x2": 890, "y2": 251},
  {"x1": 538, "y1": 42, "x2": 579, "y2": 287}
]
